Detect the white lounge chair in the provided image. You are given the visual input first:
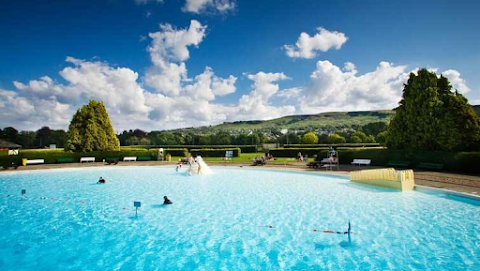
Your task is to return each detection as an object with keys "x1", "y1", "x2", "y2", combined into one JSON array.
[
  {"x1": 80, "y1": 157, "x2": 95, "y2": 163},
  {"x1": 26, "y1": 159, "x2": 45, "y2": 165},
  {"x1": 351, "y1": 159, "x2": 371, "y2": 166},
  {"x1": 123, "y1": 156, "x2": 137, "y2": 162}
]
